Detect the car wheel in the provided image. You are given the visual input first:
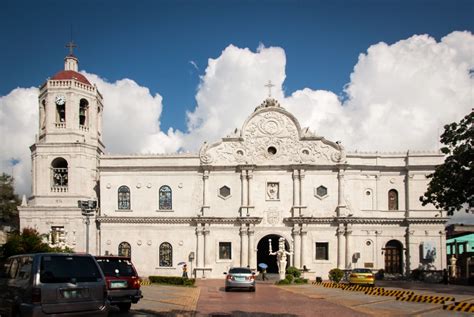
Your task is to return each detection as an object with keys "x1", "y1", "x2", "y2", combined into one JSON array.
[
  {"x1": 225, "y1": 287, "x2": 230, "y2": 292},
  {"x1": 251, "y1": 287, "x2": 256, "y2": 292},
  {"x1": 118, "y1": 303, "x2": 132, "y2": 312}
]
